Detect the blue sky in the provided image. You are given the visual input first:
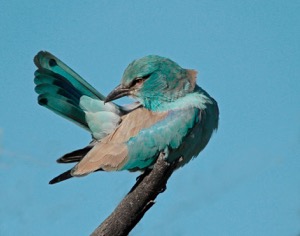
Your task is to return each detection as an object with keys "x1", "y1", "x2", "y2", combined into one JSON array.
[{"x1": 0, "y1": 1, "x2": 299, "y2": 235}]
